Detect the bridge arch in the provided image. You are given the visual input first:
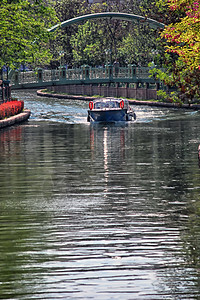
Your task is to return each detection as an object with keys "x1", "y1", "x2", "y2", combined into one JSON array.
[{"x1": 48, "y1": 12, "x2": 165, "y2": 32}]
